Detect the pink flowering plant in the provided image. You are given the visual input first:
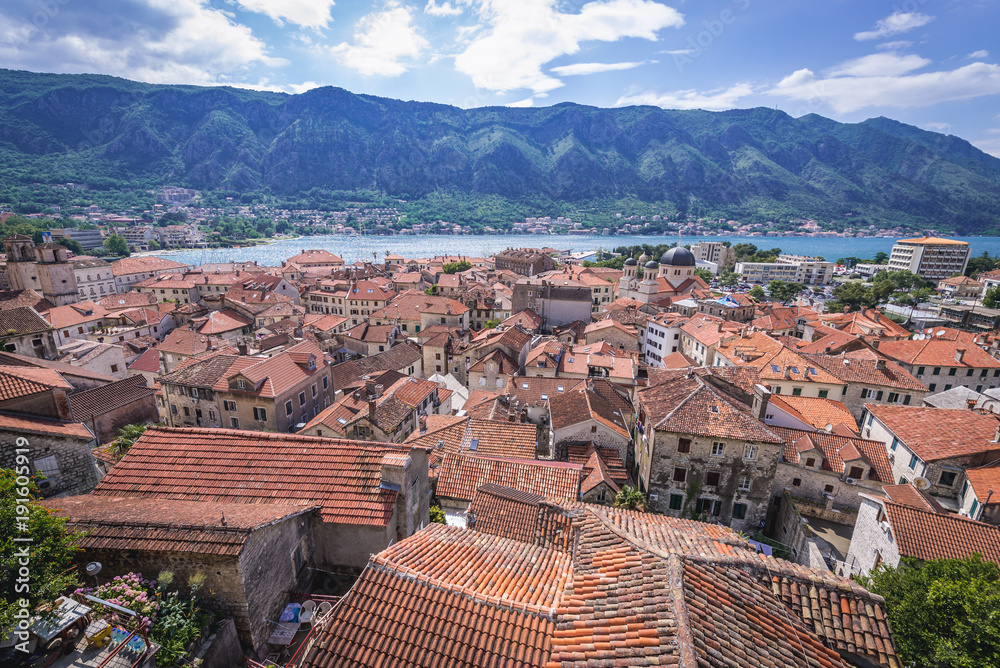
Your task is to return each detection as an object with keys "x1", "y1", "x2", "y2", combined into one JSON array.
[{"x1": 76, "y1": 572, "x2": 160, "y2": 630}]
